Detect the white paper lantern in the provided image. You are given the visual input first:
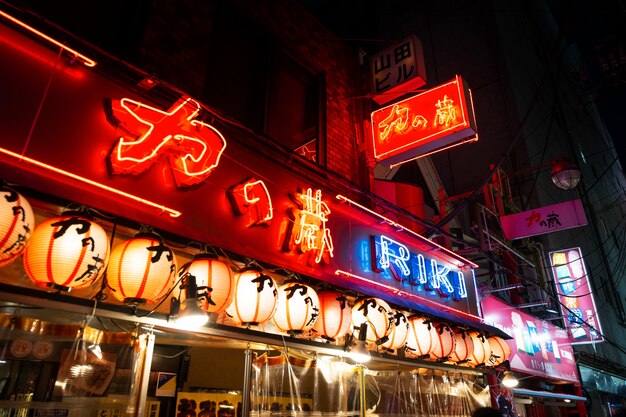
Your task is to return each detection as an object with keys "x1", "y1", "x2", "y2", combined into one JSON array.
[
  {"x1": 178, "y1": 253, "x2": 234, "y2": 313},
  {"x1": 226, "y1": 267, "x2": 278, "y2": 325},
  {"x1": 430, "y1": 323, "x2": 456, "y2": 359},
  {"x1": 312, "y1": 291, "x2": 351, "y2": 341},
  {"x1": 488, "y1": 336, "x2": 512, "y2": 366},
  {"x1": 405, "y1": 317, "x2": 438, "y2": 357},
  {"x1": 380, "y1": 310, "x2": 409, "y2": 351},
  {"x1": 23, "y1": 214, "x2": 109, "y2": 291},
  {"x1": 449, "y1": 330, "x2": 475, "y2": 363},
  {"x1": 107, "y1": 233, "x2": 177, "y2": 304},
  {"x1": 273, "y1": 282, "x2": 319, "y2": 333},
  {"x1": 0, "y1": 186, "x2": 35, "y2": 266},
  {"x1": 351, "y1": 297, "x2": 392, "y2": 343},
  {"x1": 467, "y1": 331, "x2": 491, "y2": 366}
]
